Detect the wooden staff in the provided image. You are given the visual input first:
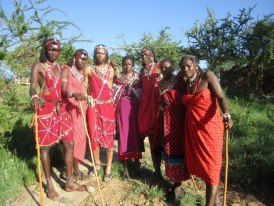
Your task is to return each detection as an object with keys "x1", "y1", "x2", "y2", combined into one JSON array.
[
  {"x1": 191, "y1": 176, "x2": 199, "y2": 192},
  {"x1": 79, "y1": 101, "x2": 105, "y2": 206},
  {"x1": 223, "y1": 128, "x2": 229, "y2": 206},
  {"x1": 34, "y1": 111, "x2": 44, "y2": 206}
]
